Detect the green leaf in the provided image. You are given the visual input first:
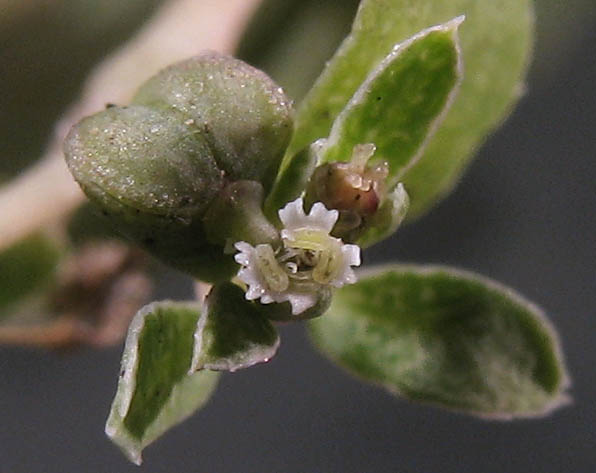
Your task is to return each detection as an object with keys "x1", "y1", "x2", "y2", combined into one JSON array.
[
  {"x1": 321, "y1": 18, "x2": 463, "y2": 185},
  {"x1": 0, "y1": 233, "x2": 61, "y2": 315},
  {"x1": 309, "y1": 265, "x2": 570, "y2": 418},
  {"x1": 287, "y1": 0, "x2": 533, "y2": 218},
  {"x1": 106, "y1": 301, "x2": 220, "y2": 465},
  {"x1": 191, "y1": 283, "x2": 280, "y2": 372}
]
